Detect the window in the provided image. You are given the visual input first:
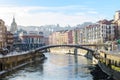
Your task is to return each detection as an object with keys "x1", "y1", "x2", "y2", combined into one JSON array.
[{"x1": 107, "y1": 25, "x2": 109, "y2": 28}]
